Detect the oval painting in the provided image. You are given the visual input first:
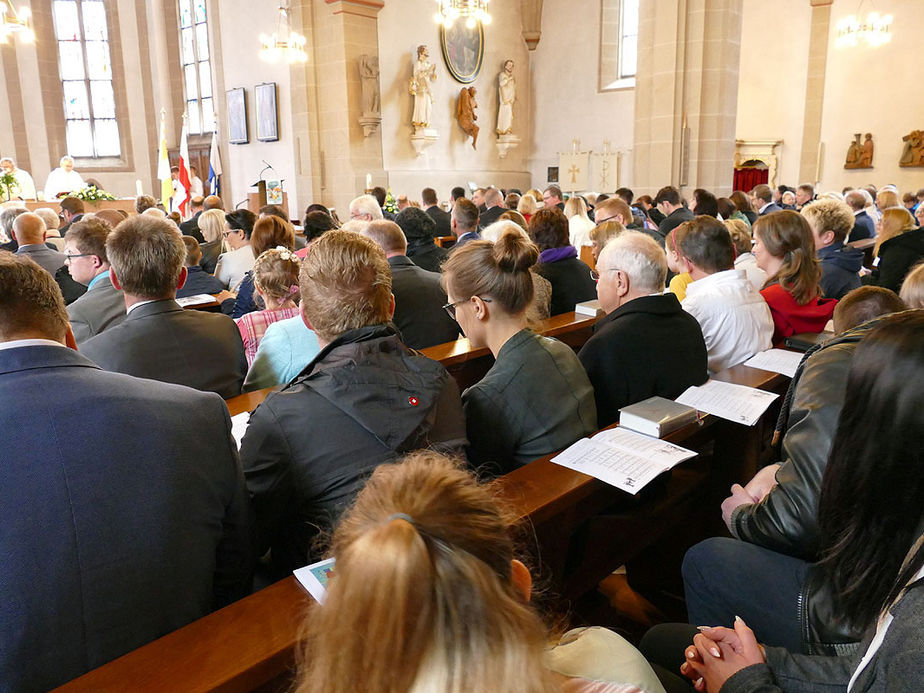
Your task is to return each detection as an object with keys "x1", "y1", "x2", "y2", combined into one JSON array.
[{"x1": 440, "y1": 21, "x2": 484, "y2": 84}]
